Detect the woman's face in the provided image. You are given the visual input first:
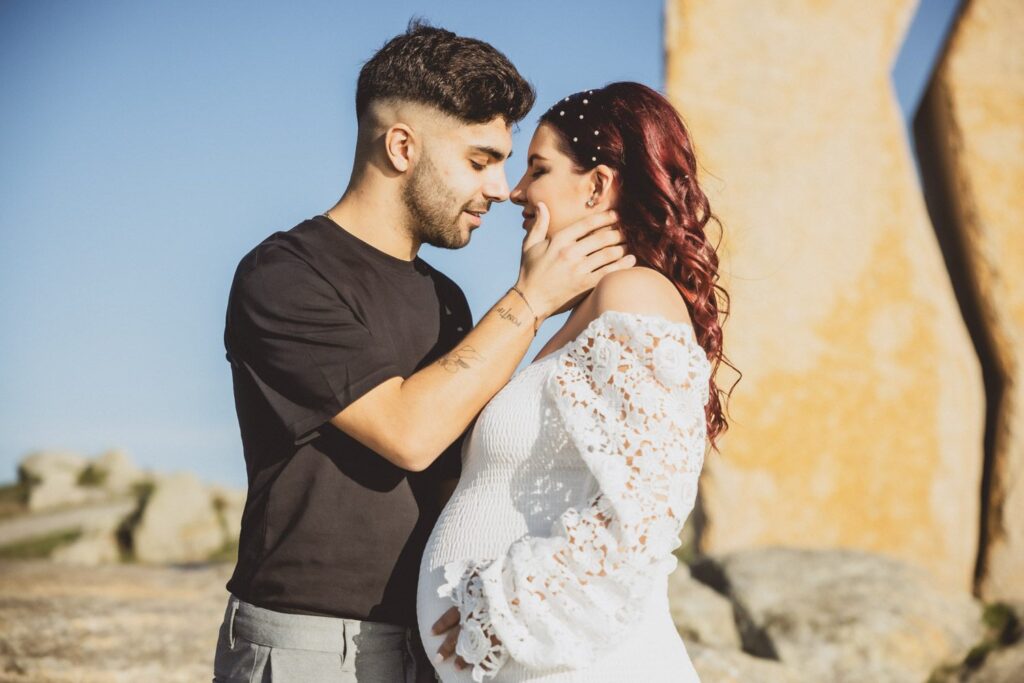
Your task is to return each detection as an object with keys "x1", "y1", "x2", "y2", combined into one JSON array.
[{"x1": 510, "y1": 123, "x2": 598, "y2": 236}]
